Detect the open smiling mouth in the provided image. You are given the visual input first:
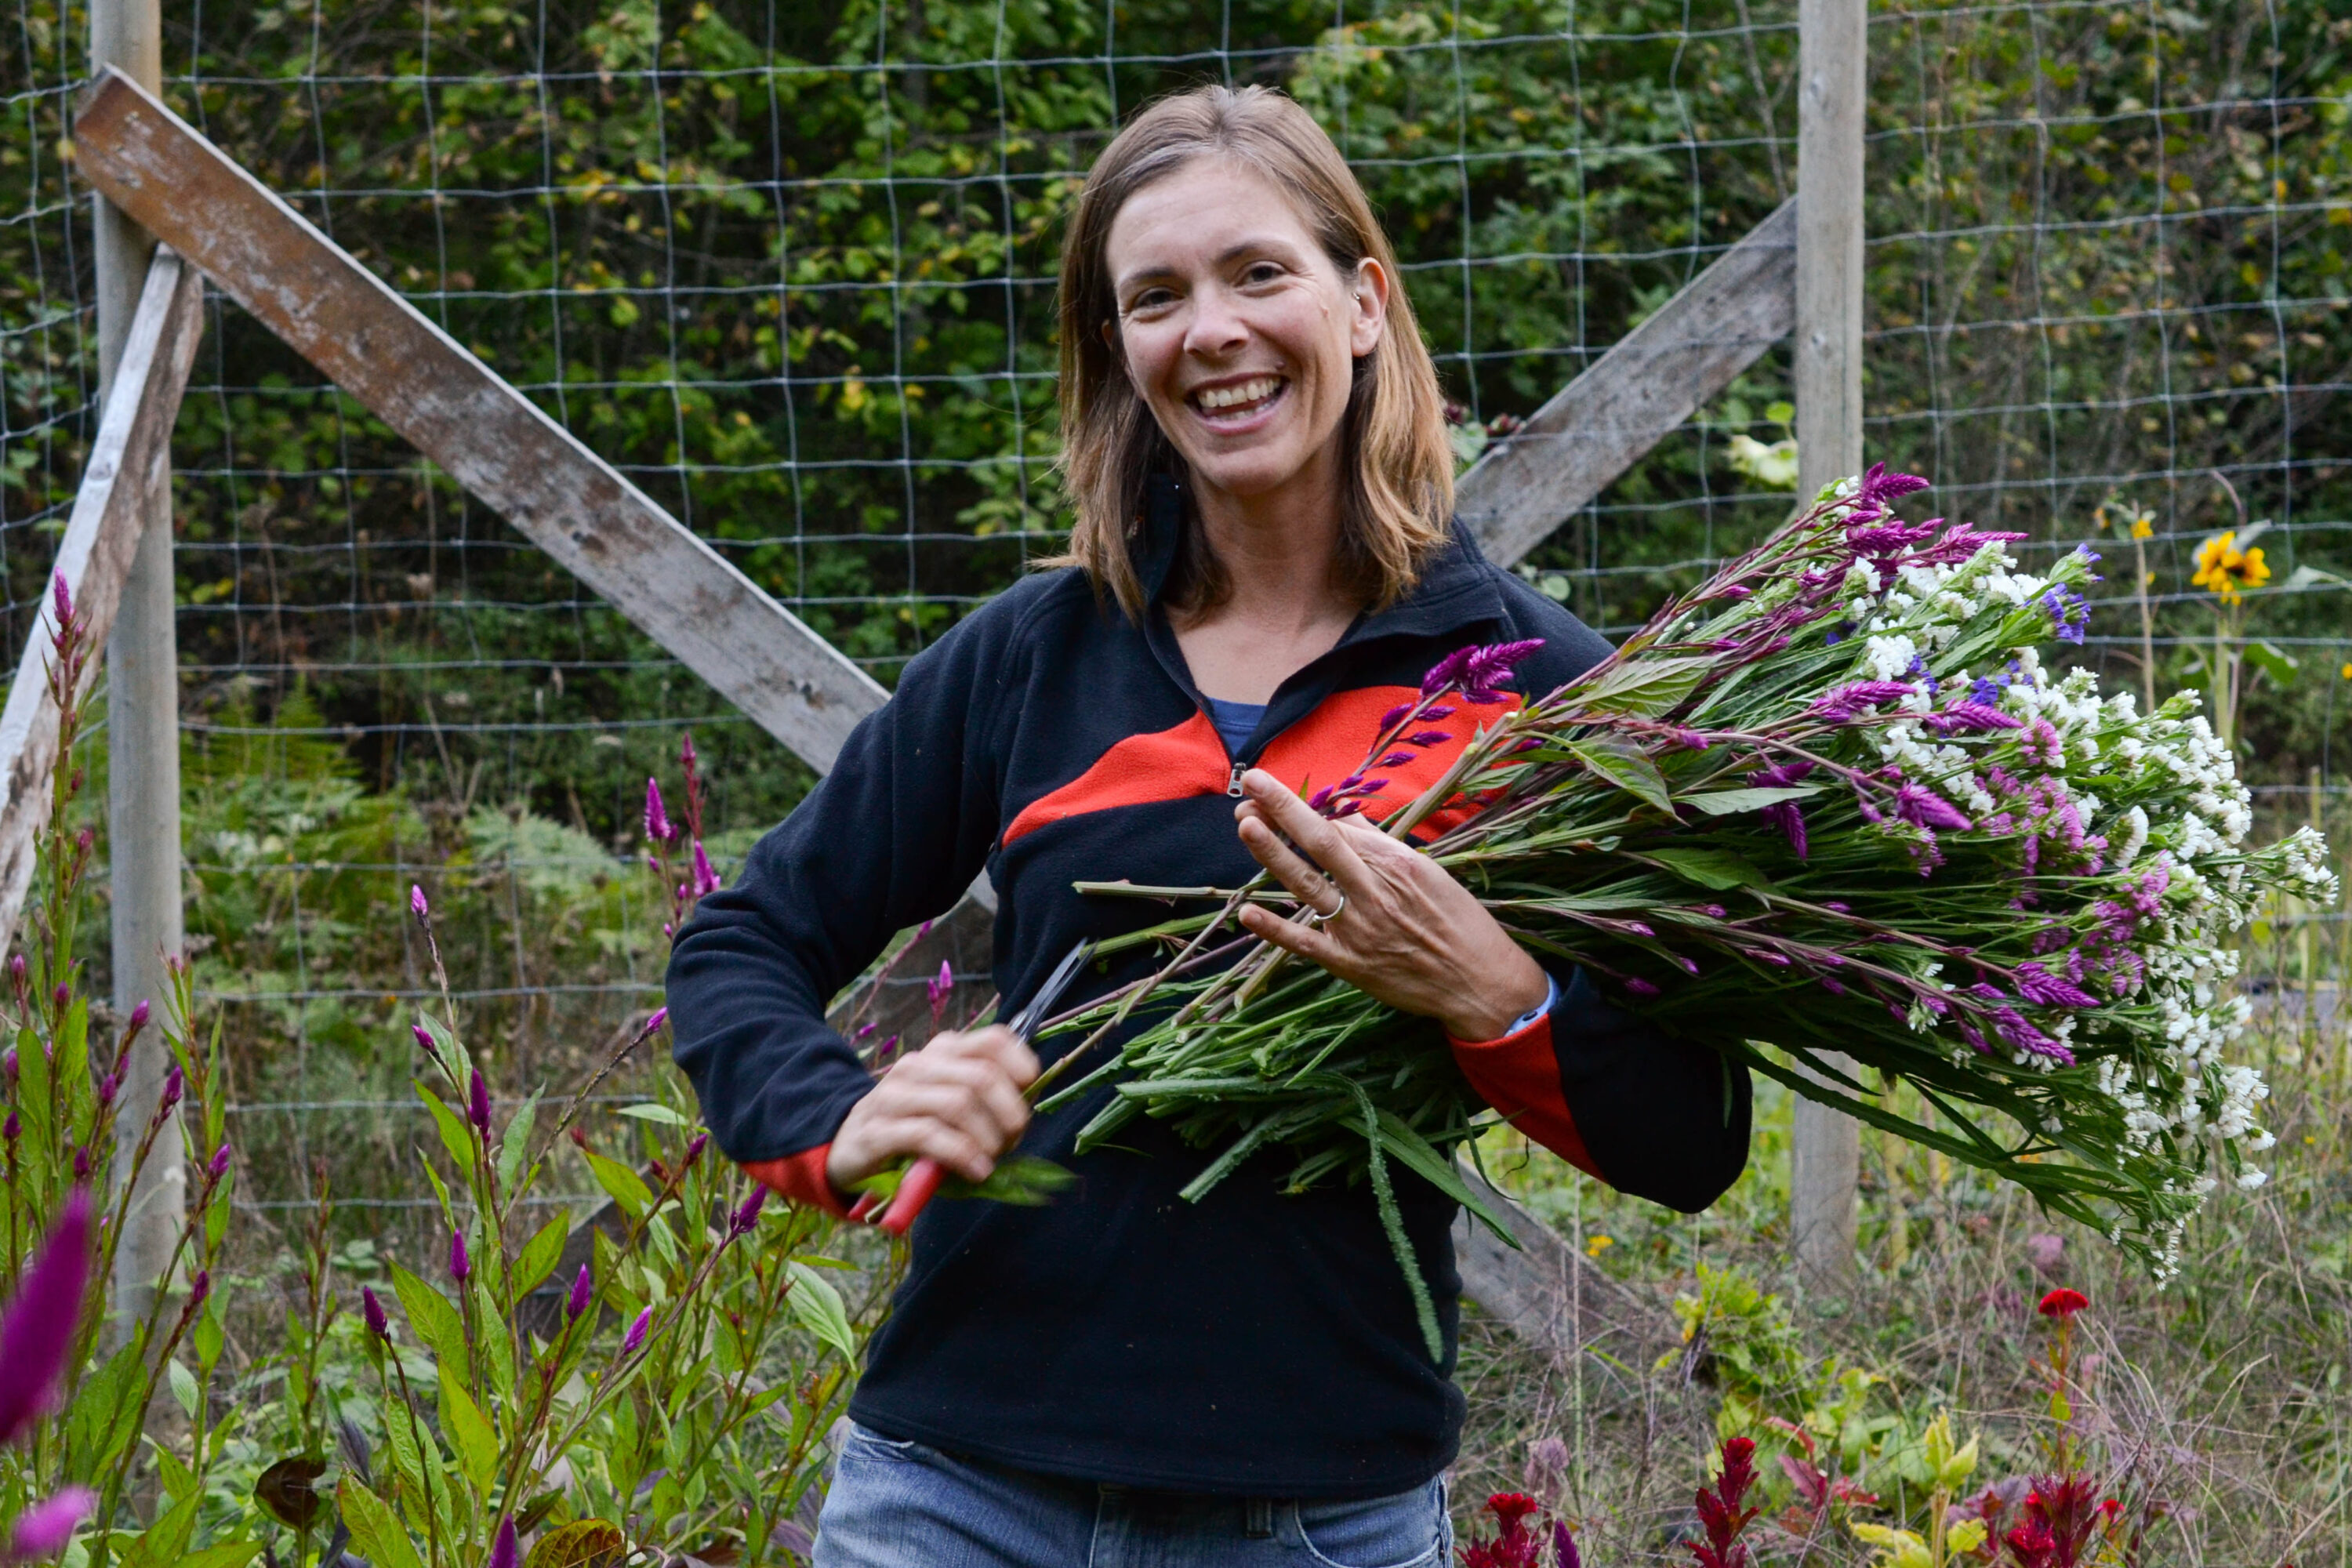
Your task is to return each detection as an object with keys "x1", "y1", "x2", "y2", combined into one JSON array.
[{"x1": 1187, "y1": 375, "x2": 1288, "y2": 423}]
